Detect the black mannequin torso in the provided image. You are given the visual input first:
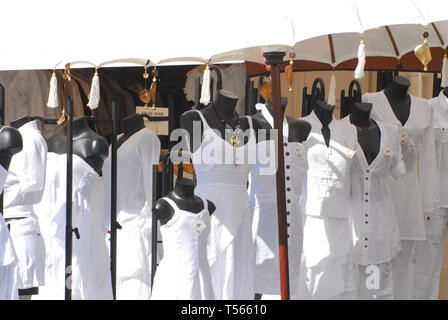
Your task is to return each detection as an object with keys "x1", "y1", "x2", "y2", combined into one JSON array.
[
  {"x1": 443, "y1": 87, "x2": 448, "y2": 99},
  {"x1": 72, "y1": 117, "x2": 109, "y2": 176},
  {"x1": 180, "y1": 89, "x2": 263, "y2": 152},
  {"x1": 152, "y1": 177, "x2": 215, "y2": 225},
  {"x1": 314, "y1": 100, "x2": 335, "y2": 147},
  {"x1": 118, "y1": 114, "x2": 145, "y2": 148},
  {"x1": 384, "y1": 76, "x2": 411, "y2": 126},
  {"x1": 0, "y1": 126, "x2": 23, "y2": 170},
  {"x1": 349, "y1": 102, "x2": 381, "y2": 165},
  {"x1": 253, "y1": 98, "x2": 311, "y2": 143}
]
